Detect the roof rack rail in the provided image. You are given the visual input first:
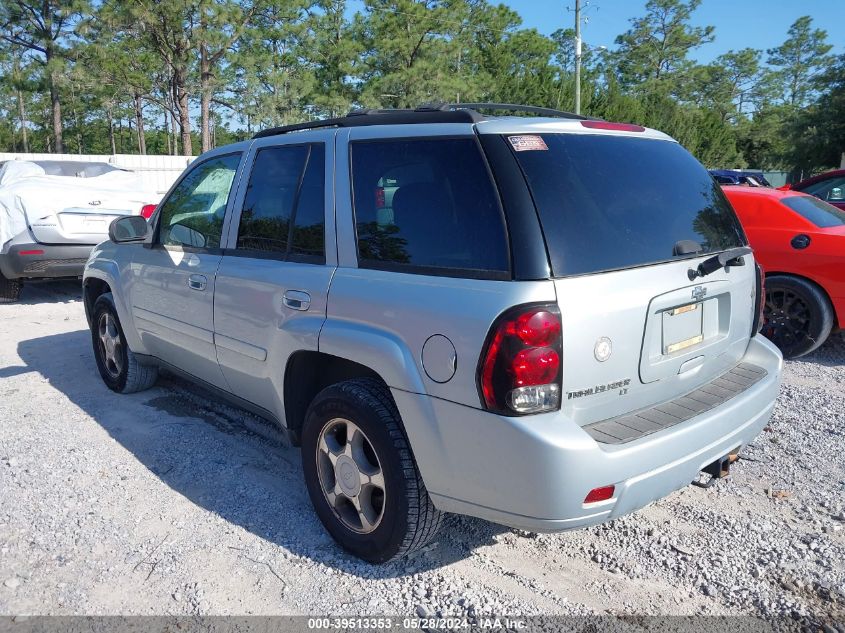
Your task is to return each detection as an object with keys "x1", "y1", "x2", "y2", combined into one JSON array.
[
  {"x1": 253, "y1": 117, "x2": 346, "y2": 138},
  {"x1": 252, "y1": 102, "x2": 599, "y2": 139},
  {"x1": 253, "y1": 106, "x2": 484, "y2": 139},
  {"x1": 427, "y1": 102, "x2": 598, "y2": 121}
]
